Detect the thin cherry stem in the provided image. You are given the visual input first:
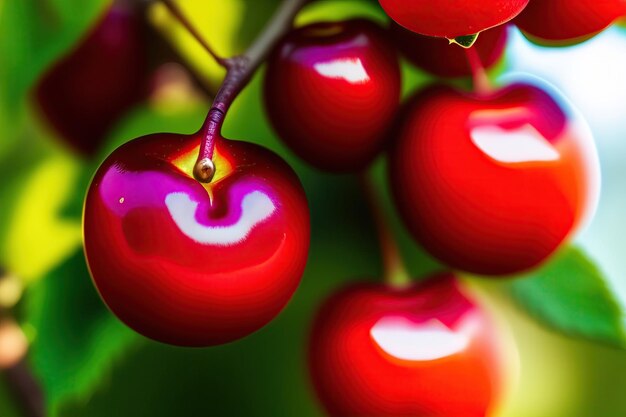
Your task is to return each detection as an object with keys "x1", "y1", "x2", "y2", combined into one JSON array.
[
  {"x1": 159, "y1": 0, "x2": 227, "y2": 67},
  {"x1": 359, "y1": 172, "x2": 411, "y2": 288},
  {"x1": 193, "y1": 0, "x2": 310, "y2": 183},
  {"x1": 464, "y1": 46, "x2": 492, "y2": 95}
]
